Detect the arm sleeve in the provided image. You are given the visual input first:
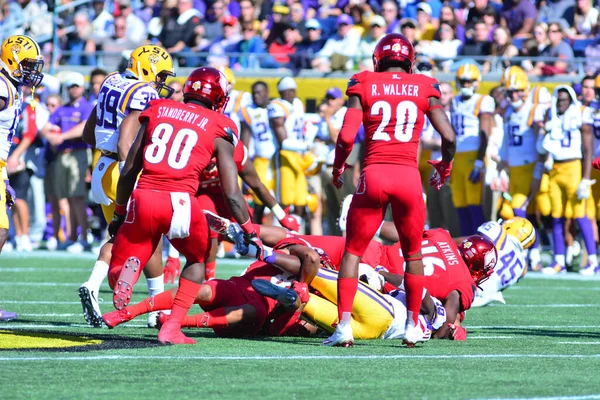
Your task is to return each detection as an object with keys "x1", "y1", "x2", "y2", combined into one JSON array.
[
  {"x1": 218, "y1": 117, "x2": 240, "y2": 146},
  {"x1": 345, "y1": 73, "x2": 364, "y2": 98},
  {"x1": 582, "y1": 107, "x2": 593, "y2": 125},
  {"x1": 267, "y1": 102, "x2": 286, "y2": 119},
  {"x1": 129, "y1": 86, "x2": 159, "y2": 112},
  {"x1": 480, "y1": 95, "x2": 496, "y2": 114},
  {"x1": 333, "y1": 107, "x2": 362, "y2": 169}
]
